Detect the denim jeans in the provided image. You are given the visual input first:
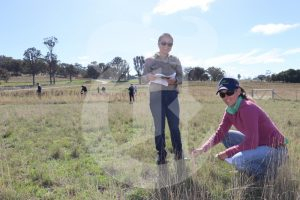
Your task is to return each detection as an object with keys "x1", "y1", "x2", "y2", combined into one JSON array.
[
  {"x1": 223, "y1": 130, "x2": 288, "y2": 179},
  {"x1": 150, "y1": 90, "x2": 182, "y2": 157}
]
